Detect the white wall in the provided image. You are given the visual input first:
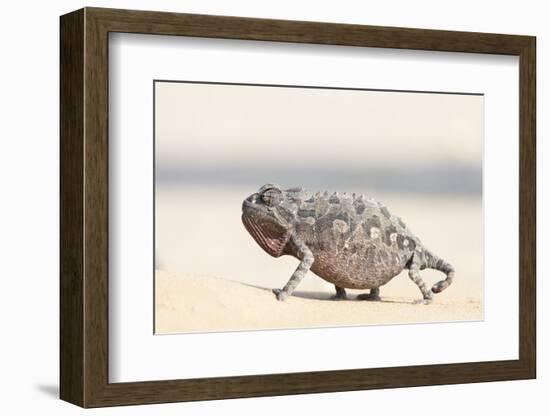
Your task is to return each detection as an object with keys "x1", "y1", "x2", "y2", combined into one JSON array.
[{"x1": 0, "y1": 0, "x2": 545, "y2": 414}]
